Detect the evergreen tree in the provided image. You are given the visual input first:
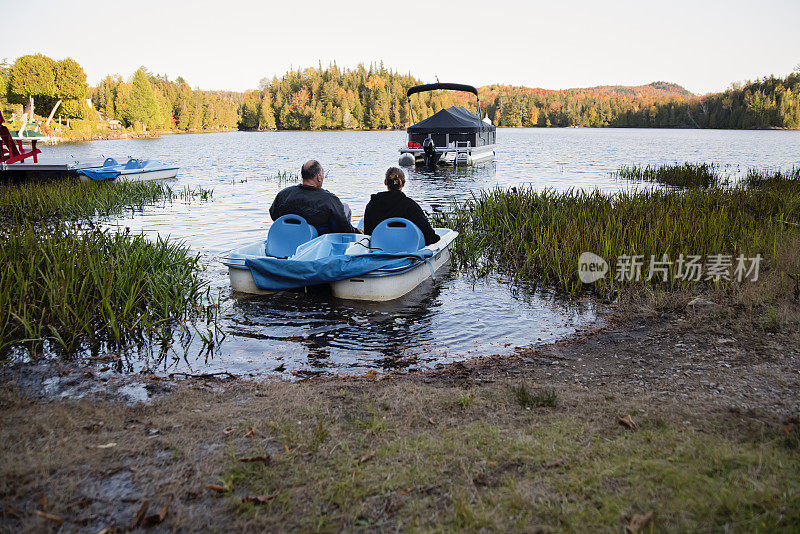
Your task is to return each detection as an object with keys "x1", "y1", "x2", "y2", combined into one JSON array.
[
  {"x1": 117, "y1": 67, "x2": 159, "y2": 129},
  {"x1": 258, "y1": 92, "x2": 276, "y2": 130}
]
